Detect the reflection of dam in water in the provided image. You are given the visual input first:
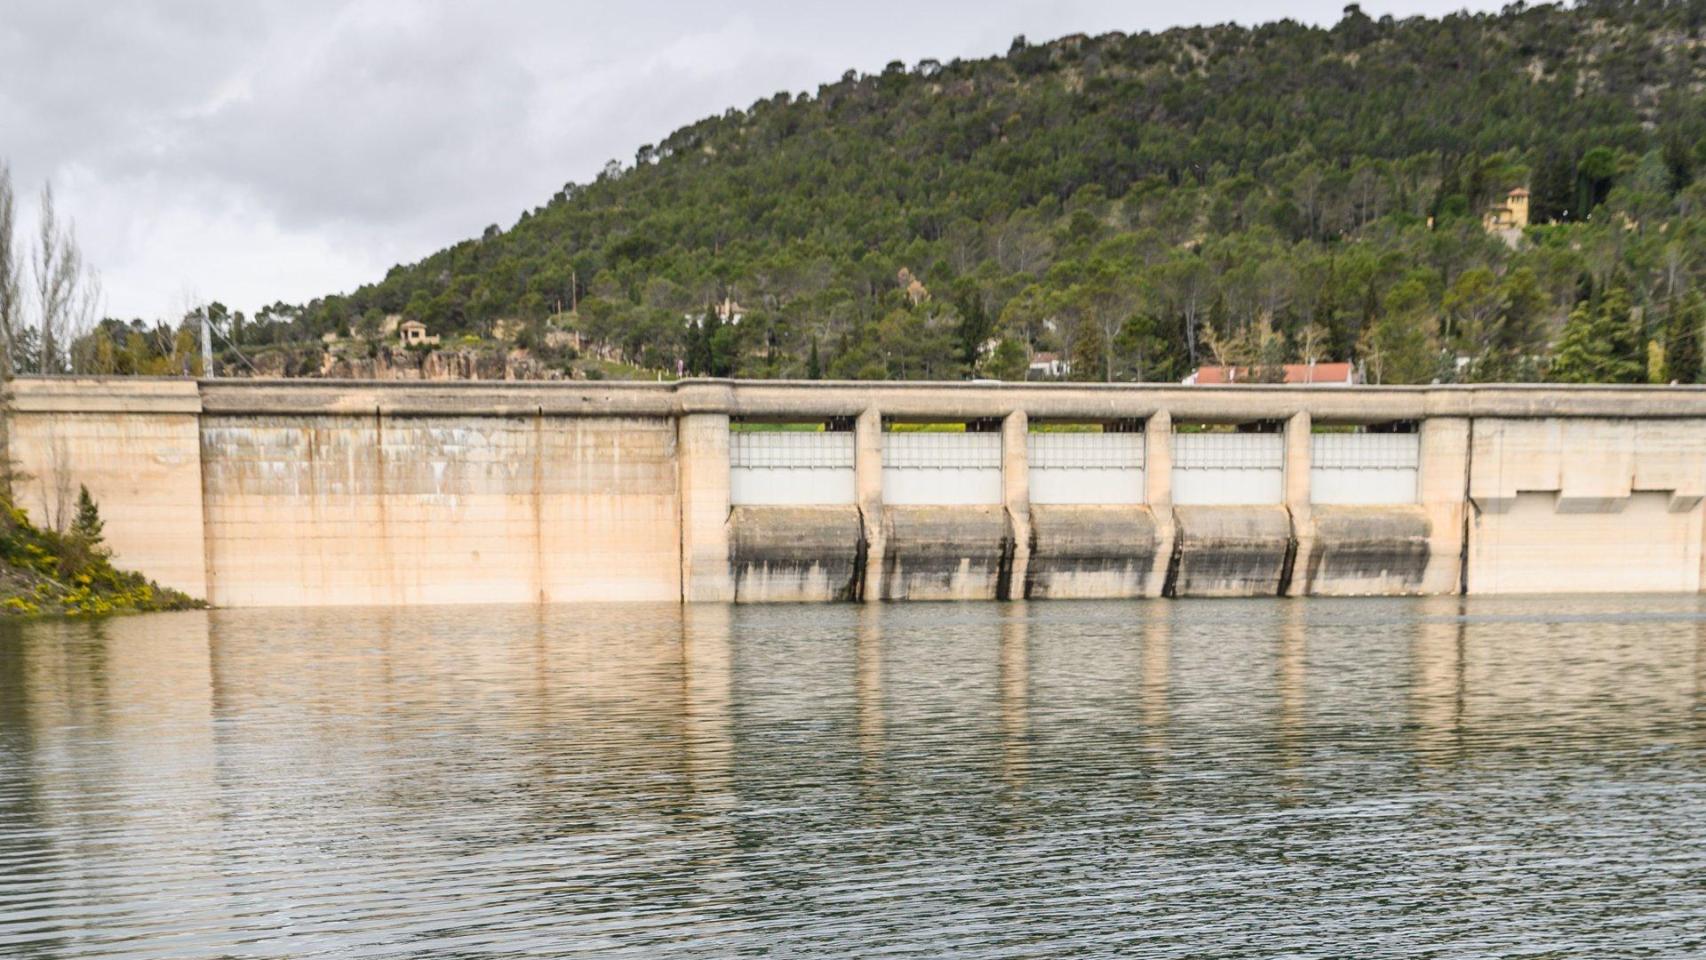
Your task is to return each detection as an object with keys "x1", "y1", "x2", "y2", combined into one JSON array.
[
  {"x1": 1, "y1": 598, "x2": 1703, "y2": 954},
  {"x1": 7, "y1": 377, "x2": 1706, "y2": 606}
]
